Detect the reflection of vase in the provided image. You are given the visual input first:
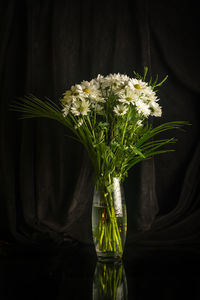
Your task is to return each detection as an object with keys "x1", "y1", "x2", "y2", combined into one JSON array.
[
  {"x1": 92, "y1": 177, "x2": 127, "y2": 261},
  {"x1": 93, "y1": 261, "x2": 128, "y2": 300}
]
